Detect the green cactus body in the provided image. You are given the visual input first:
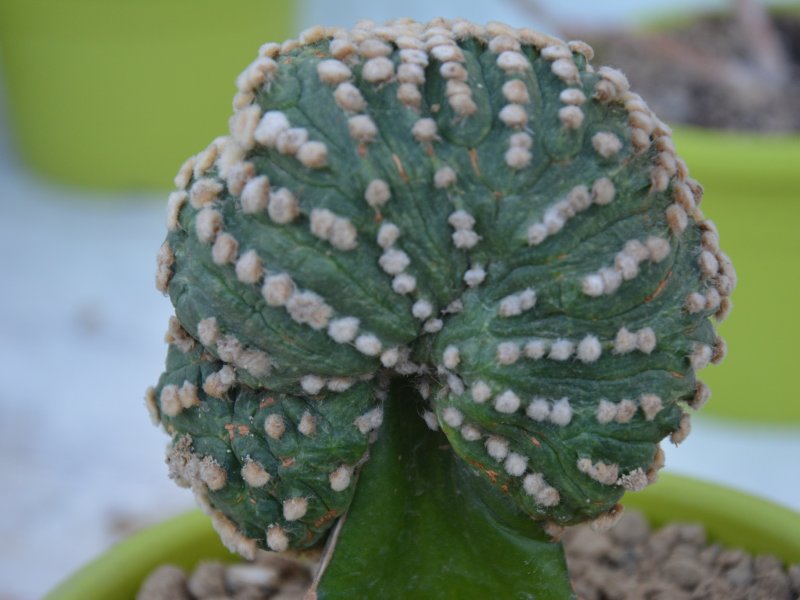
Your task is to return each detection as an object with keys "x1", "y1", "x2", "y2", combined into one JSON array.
[{"x1": 149, "y1": 17, "x2": 732, "y2": 598}]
